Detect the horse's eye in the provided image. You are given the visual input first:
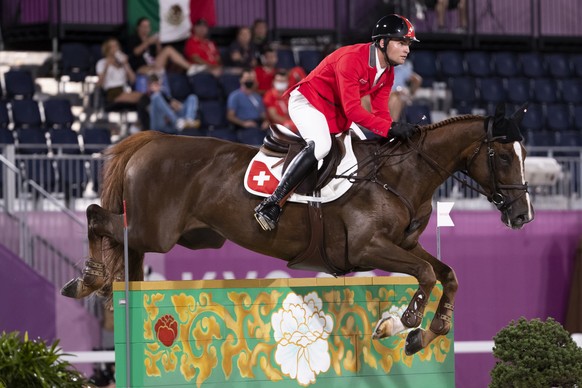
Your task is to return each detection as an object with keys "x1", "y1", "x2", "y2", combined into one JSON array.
[{"x1": 499, "y1": 153, "x2": 511, "y2": 163}]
